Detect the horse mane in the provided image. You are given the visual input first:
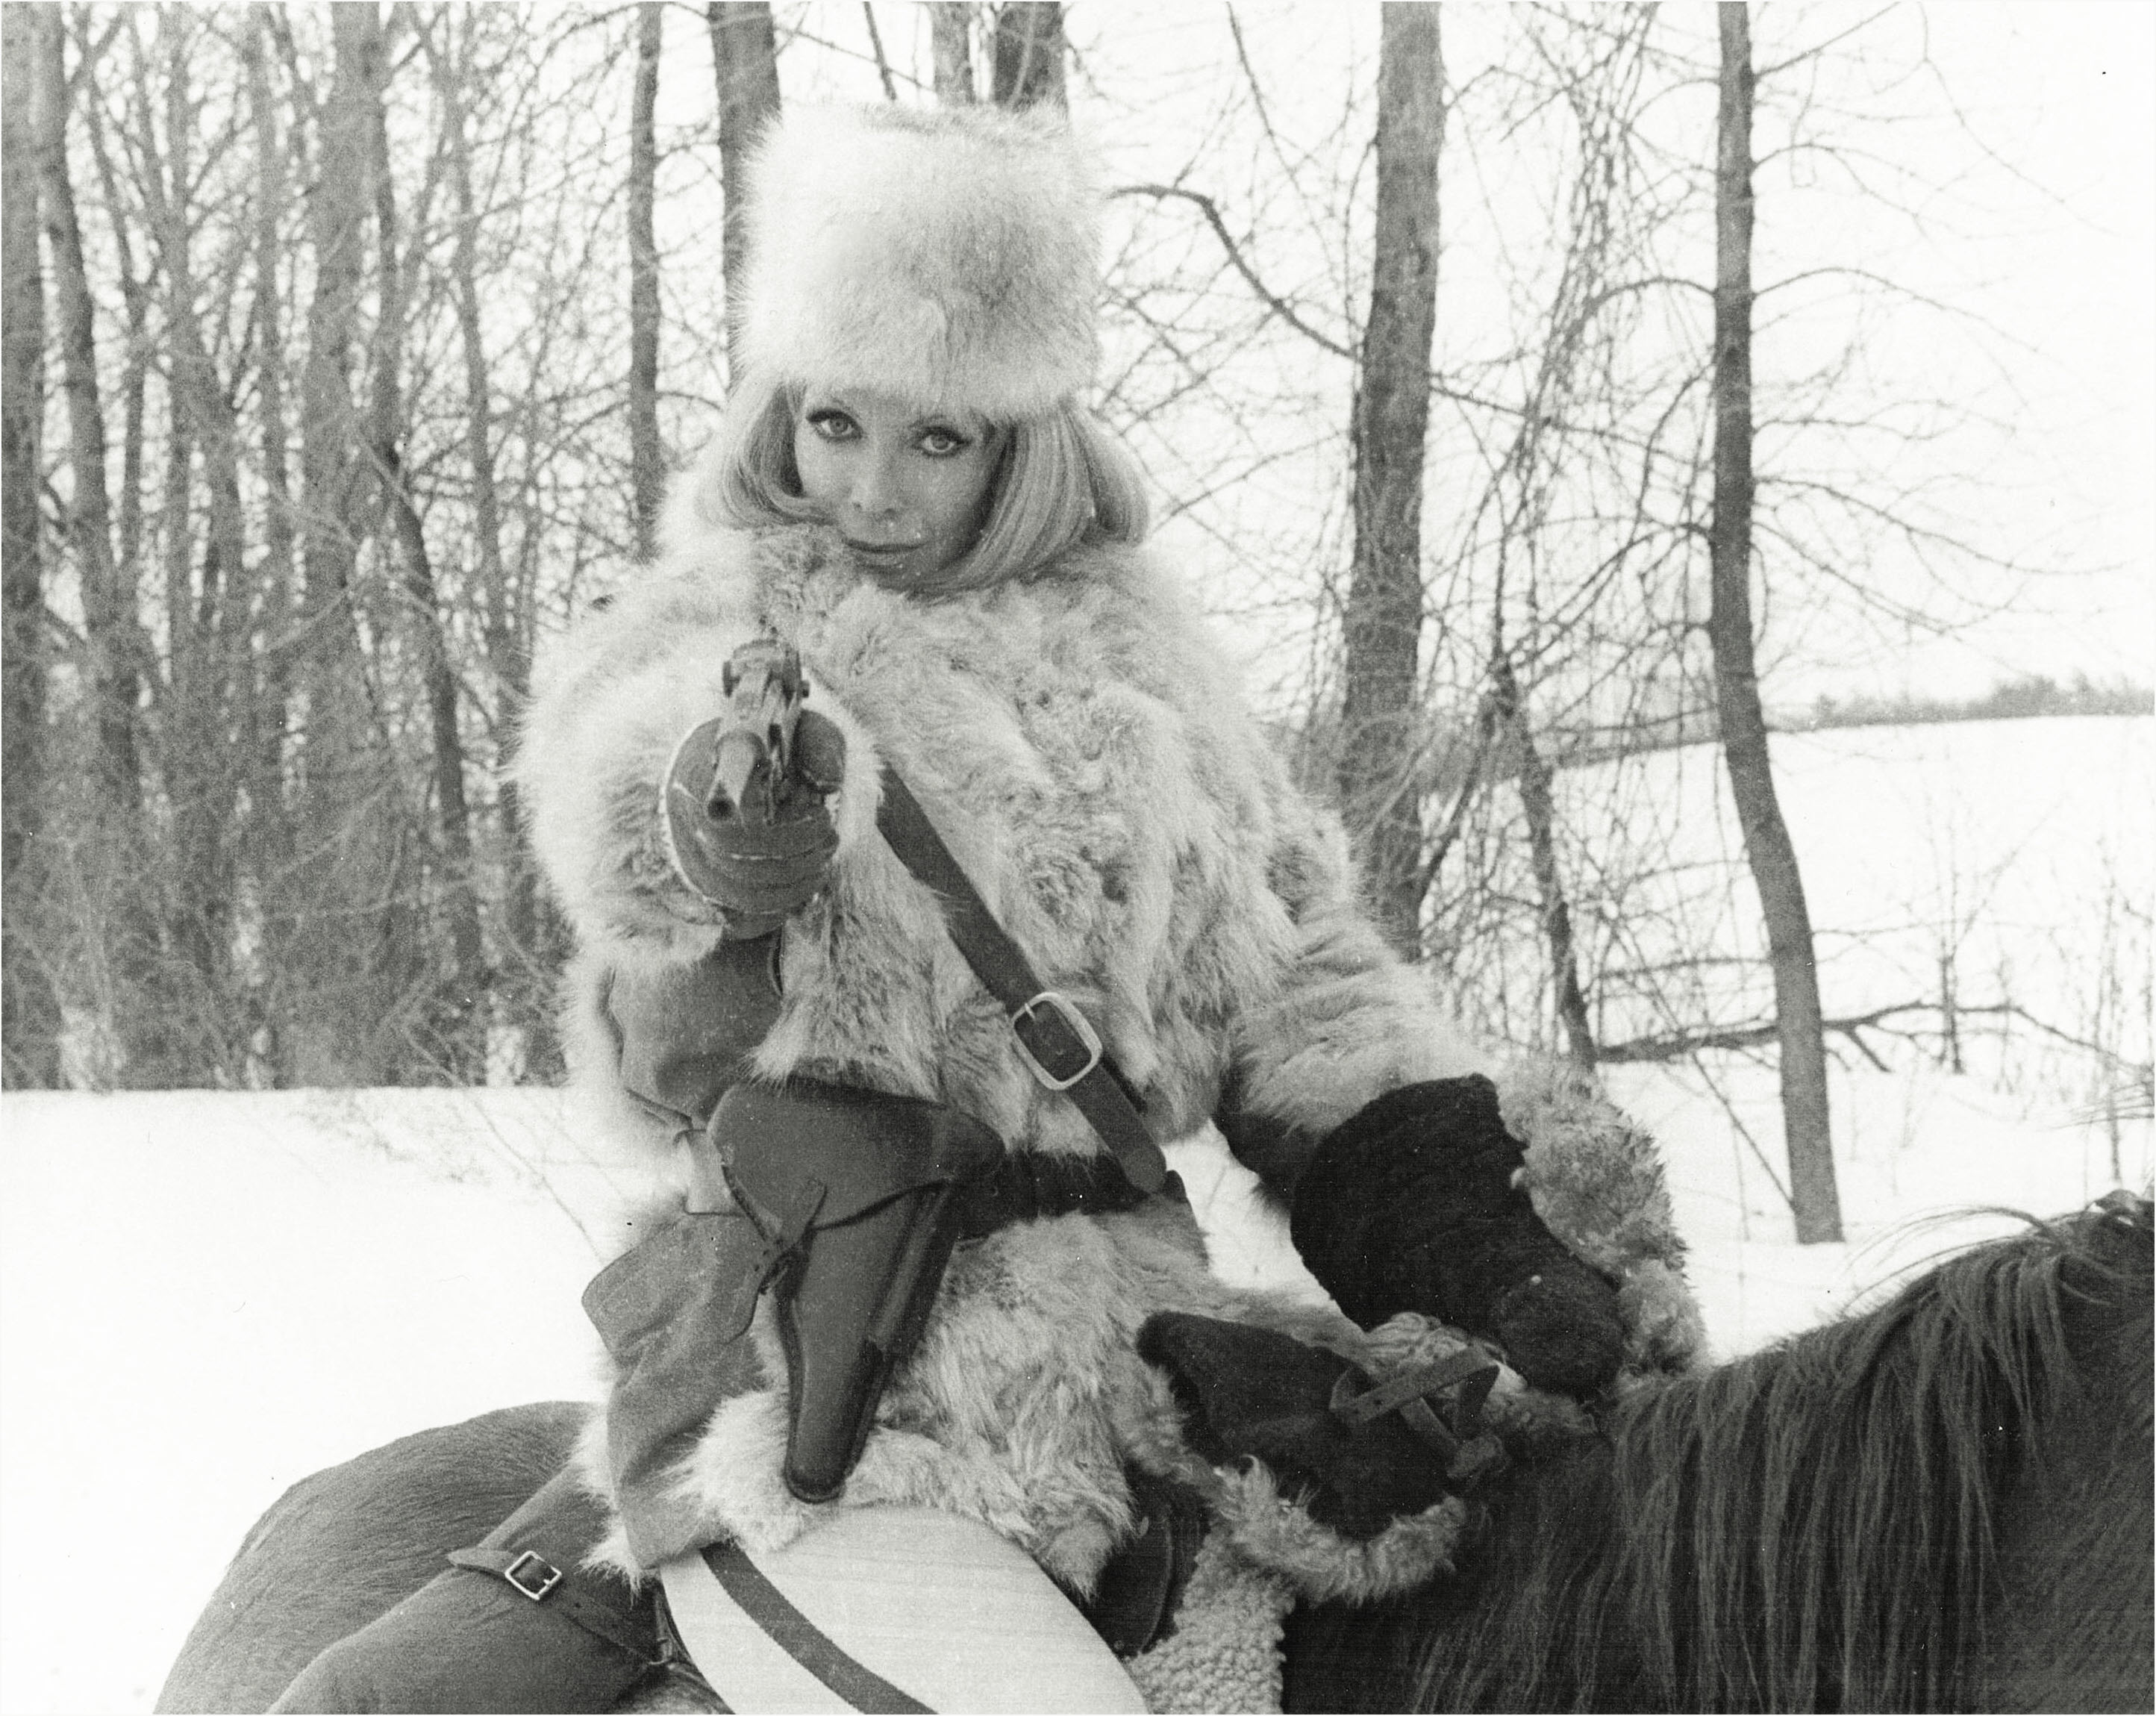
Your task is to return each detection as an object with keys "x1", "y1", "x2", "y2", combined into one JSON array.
[{"x1": 1407, "y1": 1199, "x2": 2154, "y2": 1713}]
